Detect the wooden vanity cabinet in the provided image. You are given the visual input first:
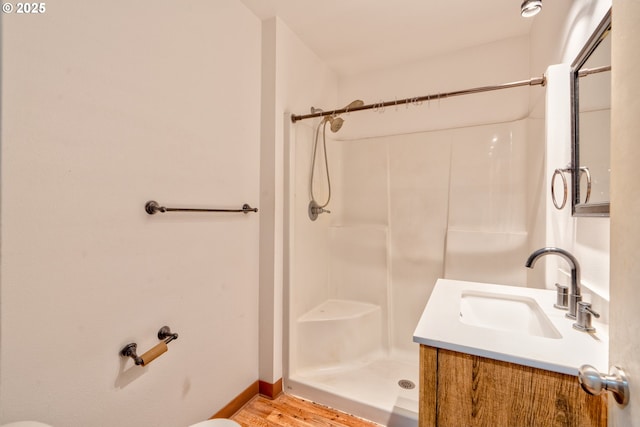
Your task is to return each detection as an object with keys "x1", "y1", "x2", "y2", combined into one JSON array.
[{"x1": 419, "y1": 345, "x2": 607, "y2": 427}]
